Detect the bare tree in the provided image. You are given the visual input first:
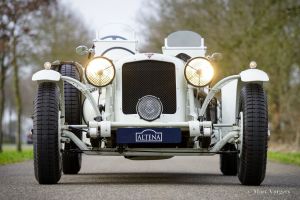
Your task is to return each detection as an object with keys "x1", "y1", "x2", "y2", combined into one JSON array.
[
  {"x1": 0, "y1": 0, "x2": 54, "y2": 151},
  {"x1": 0, "y1": 2, "x2": 13, "y2": 152},
  {"x1": 0, "y1": 36, "x2": 9, "y2": 152}
]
